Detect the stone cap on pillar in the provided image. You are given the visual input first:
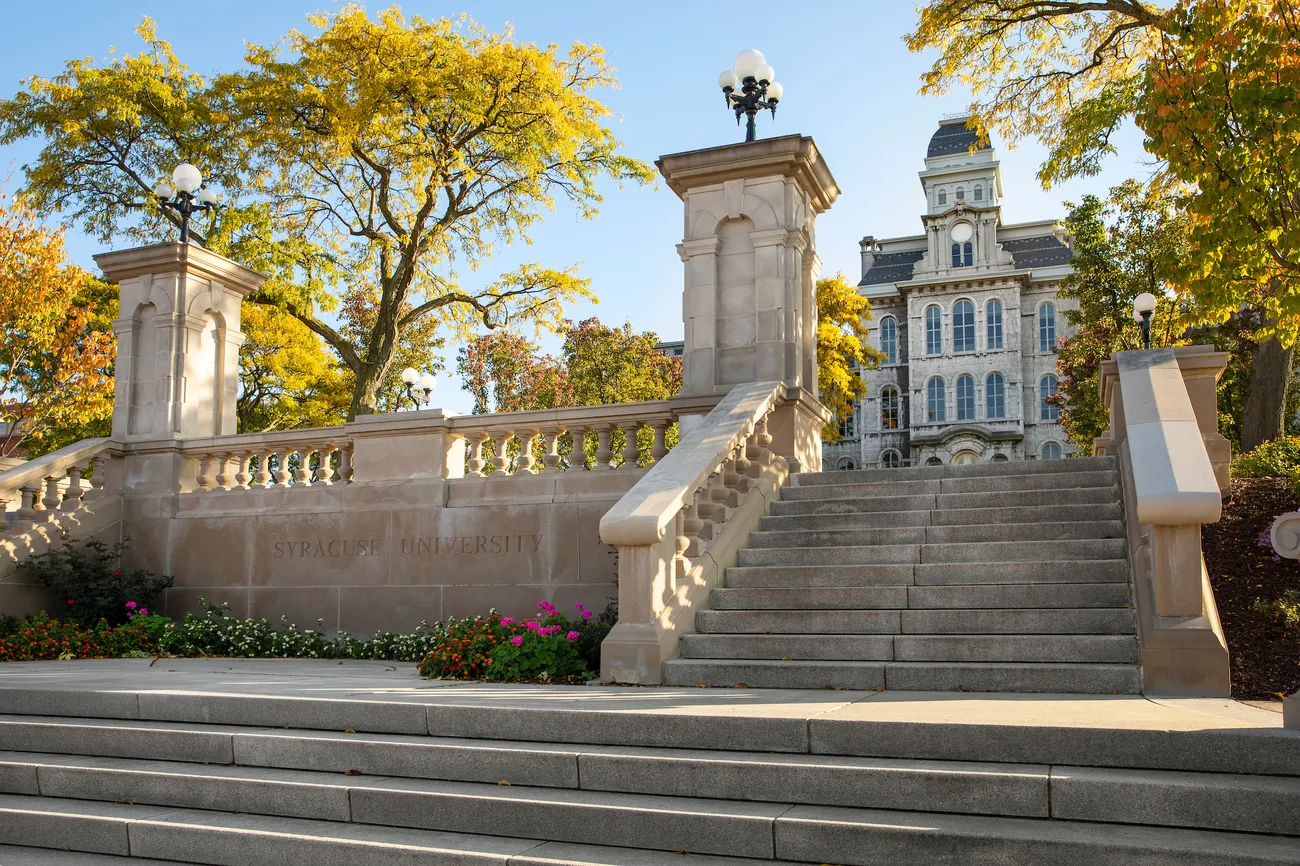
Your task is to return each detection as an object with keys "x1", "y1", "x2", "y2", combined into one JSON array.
[
  {"x1": 656, "y1": 134, "x2": 839, "y2": 213},
  {"x1": 94, "y1": 242, "x2": 268, "y2": 297}
]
